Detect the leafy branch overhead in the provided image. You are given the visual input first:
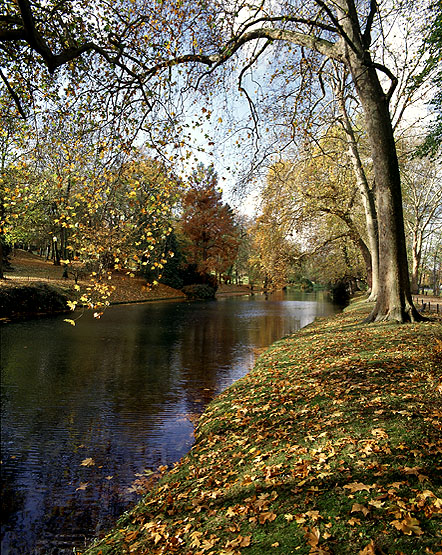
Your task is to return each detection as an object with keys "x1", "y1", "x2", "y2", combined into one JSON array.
[{"x1": 1, "y1": 0, "x2": 440, "y2": 321}]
